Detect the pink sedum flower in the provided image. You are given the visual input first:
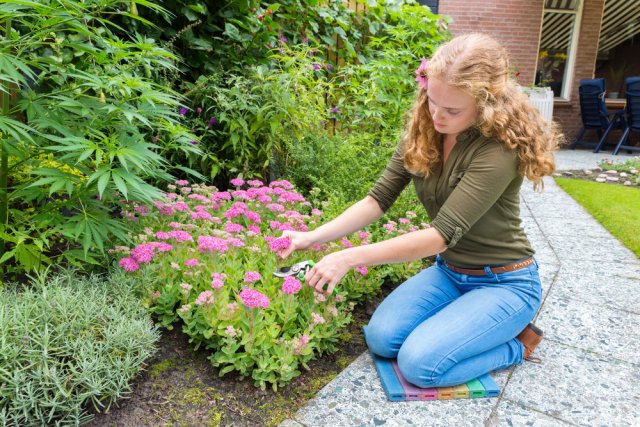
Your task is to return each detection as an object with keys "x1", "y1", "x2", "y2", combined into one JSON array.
[
  {"x1": 244, "y1": 271, "x2": 261, "y2": 284},
  {"x1": 131, "y1": 244, "x2": 156, "y2": 263},
  {"x1": 168, "y1": 230, "x2": 193, "y2": 242},
  {"x1": 225, "y1": 222, "x2": 245, "y2": 233},
  {"x1": 230, "y1": 178, "x2": 245, "y2": 187},
  {"x1": 356, "y1": 266, "x2": 368, "y2": 276},
  {"x1": 239, "y1": 288, "x2": 270, "y2": 309},
  {"x1": 281, "y1": 276, "x2": 302, "y2": 294},
  {"x1": 175, "y1": 180, "x2": 189, "y2": 186},
  {"x1": 195, "y1": 290, "x2": 214, "y2": 306},
  {"x1": 247, "y1": 179, "x2": 263, "y2": 187},
  {"x1": 269, "y1": 237, "x2": 291, "y2": 252},
  {"x1": 197, "y1": 236, "x2": 228, "y2": 253},
  {"x1": 311, "y1": 312, "x2": 326, "y2": 325},
  {"x1": 119, "y1": 257, "x2": 139, "y2": 272},
  {"x1": 185, "y1": 258, "x2": 199, "y2": 267}
]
